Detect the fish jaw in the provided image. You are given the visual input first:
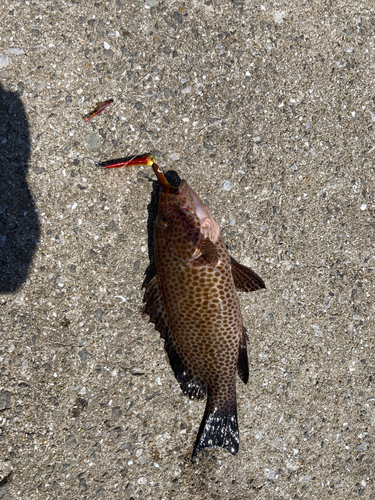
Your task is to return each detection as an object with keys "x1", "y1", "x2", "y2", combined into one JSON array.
[{"x1": 179, "y1": 181, "x2": 220, "y2": 243}]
